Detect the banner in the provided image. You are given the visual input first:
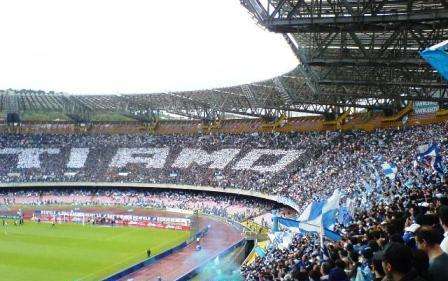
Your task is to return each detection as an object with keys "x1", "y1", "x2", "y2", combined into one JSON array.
[
  {"x1": 34, "y1": 210, "x2": 191, "y2": 231},
  {"x1": 0, "y1": 147, "x2": 303, "y2": 174}
]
